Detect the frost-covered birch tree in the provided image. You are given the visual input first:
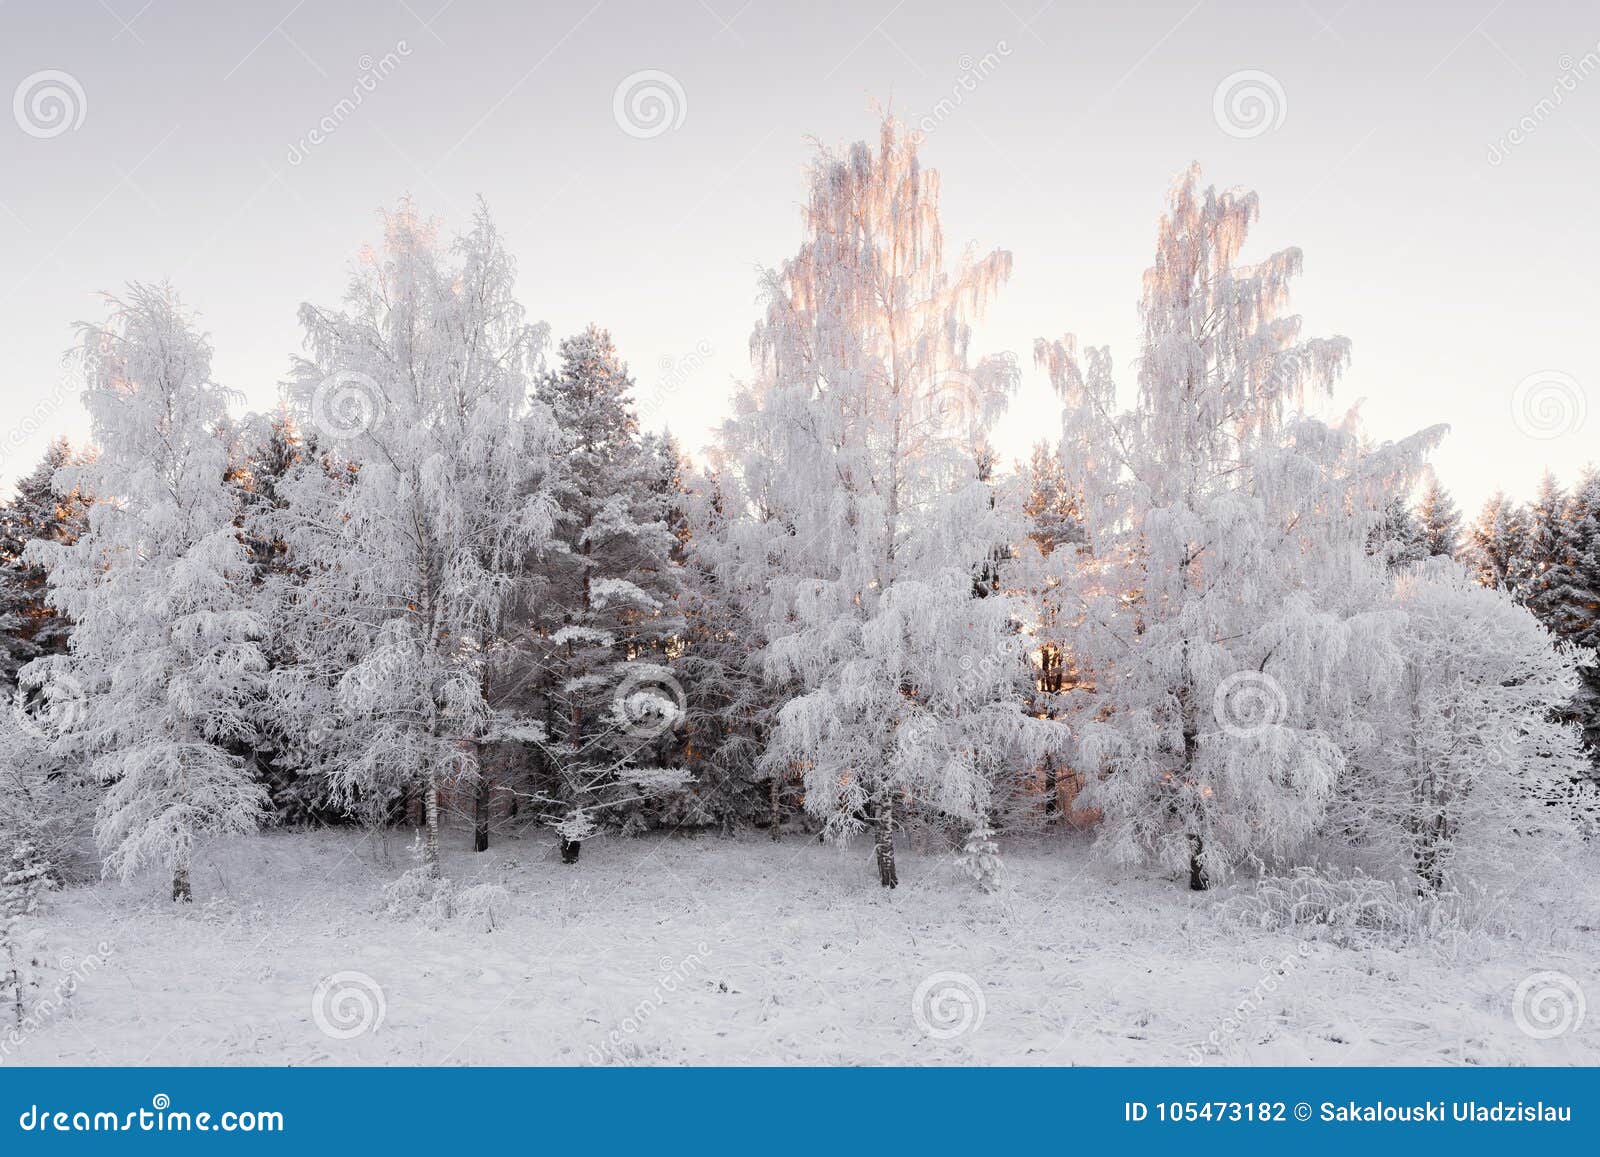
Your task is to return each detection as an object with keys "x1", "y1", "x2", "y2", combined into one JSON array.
[
  {"x1": 24, "y1": 285, "x2": 267, "y2": 901},
  {"x1": 1040, "y1": 166, "x2": 1439, "y2": 889},
  {"x1": 727, "y1": 120, "x2": 1052, "y2": 887},
  {"x1": 275, "y1": 200, "x2": 559, "y2": 873}
]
